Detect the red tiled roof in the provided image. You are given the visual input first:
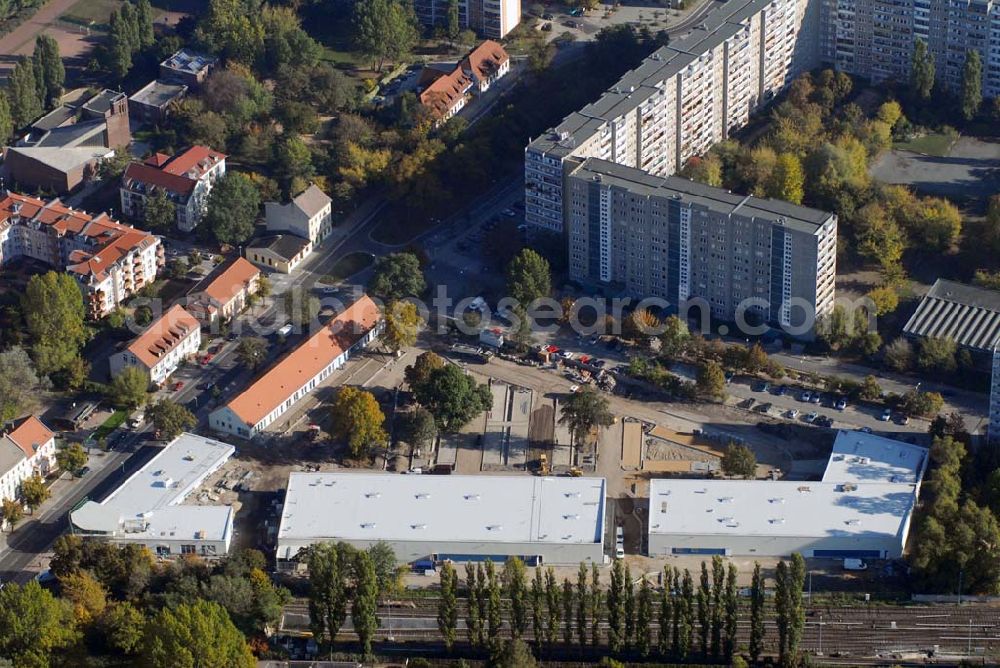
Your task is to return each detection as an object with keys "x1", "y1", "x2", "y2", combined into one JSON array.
[
  {"x1": 224, "y1": 296, "x2": 381, "y2": 426},
  {"x1": 4, "y1": 416, "x2": 54, "y2": 458},
  {"x1": 161, "y1": 145, "x2": 226, "y2": 179},
  {"x1": 462, "y1": 40, "x2": 509, "y2": 82},
  {"x1": 145, "y1": 152, "x2": 171, "y2": 167},
  {"x1": 126, "y1": 304, "x2": 200, "y2": 368},
  {"x1": 196, "y1": 257, "x2": 260, "y2": 307},
  {"x1": 0, "y1": 192, "x2": 159, "y2": 282},
  {"x1": 419, "y1": 69, "x2": 472, "y2": 119},
  {"x1": 123, "y1": 161, "x2": 196, "y2": 196}
]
